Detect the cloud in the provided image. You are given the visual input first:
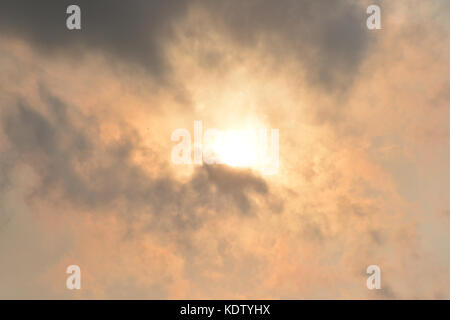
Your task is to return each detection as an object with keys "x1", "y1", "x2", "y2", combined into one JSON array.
[
  {"x1": 0, "y1": 0, "x2": 448, "y2": 299},
  {"x1": 1, "y1": 88, "x2": 277, "y2": 224},
  {"x1": 0, "y1": 0, "x2": 189, "y2": 80},
  {"x1": 0, "y1": 0, "x2": 373, "y2": 92},
  {"x1": 200, "y1": 0, "x2": 372, "y2": 91}
]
